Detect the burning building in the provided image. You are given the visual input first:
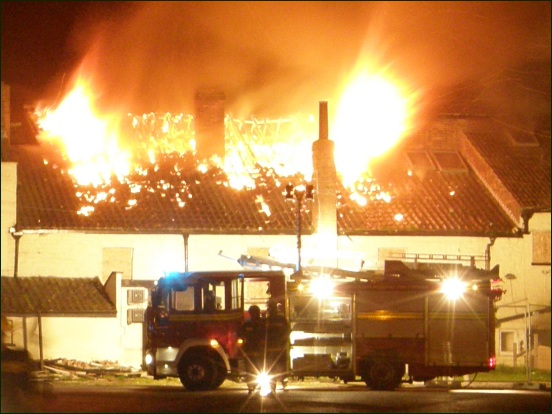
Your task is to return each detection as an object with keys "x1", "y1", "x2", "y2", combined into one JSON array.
[{"x1": 1, "y1": 65, "x2": 550, "y2": 371}]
